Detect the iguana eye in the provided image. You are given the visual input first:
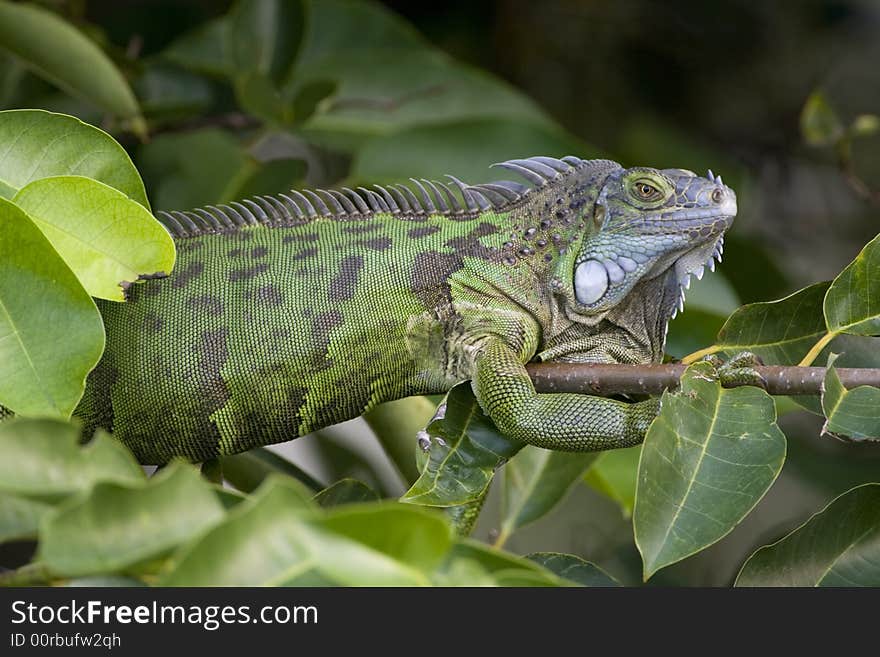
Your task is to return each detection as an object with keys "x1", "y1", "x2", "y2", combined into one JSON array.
[{"x1": 633, "y1": 182, "x2": 659, "y2": 200}]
